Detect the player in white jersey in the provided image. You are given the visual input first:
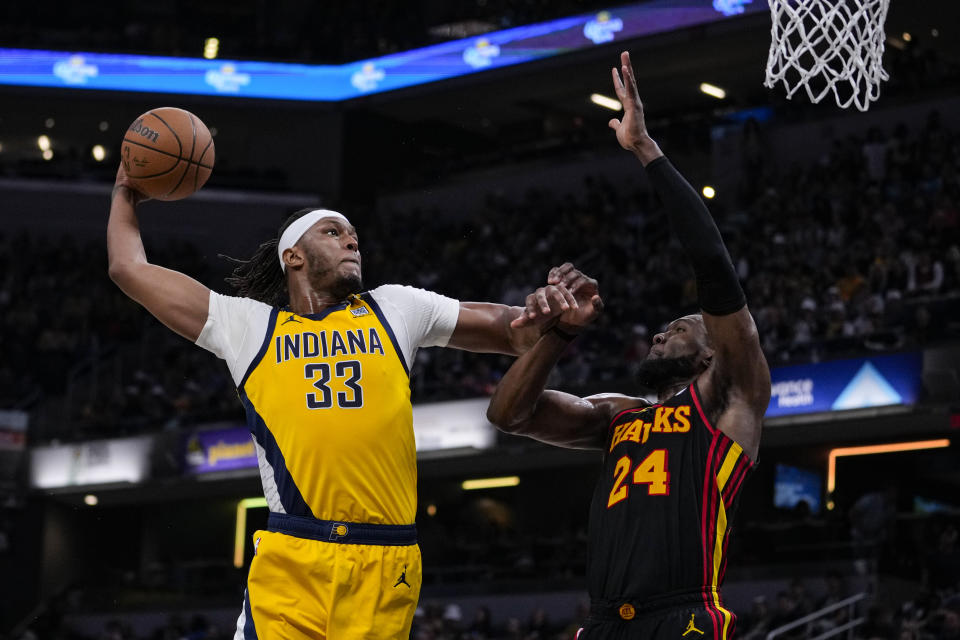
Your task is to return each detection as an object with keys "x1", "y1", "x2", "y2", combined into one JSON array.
[{"x1": 108, "y1": 175, "x2": 597, "y2": 639}]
